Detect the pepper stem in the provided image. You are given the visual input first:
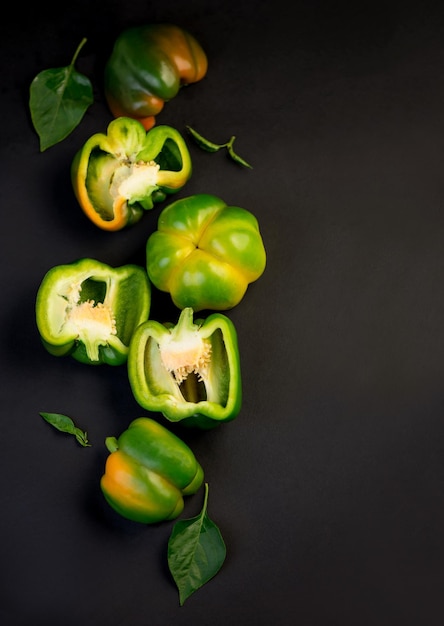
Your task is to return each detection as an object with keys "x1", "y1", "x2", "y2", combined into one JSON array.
[{"x1": 105, "y1": 436, "x2": 119, "y2": 453}]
